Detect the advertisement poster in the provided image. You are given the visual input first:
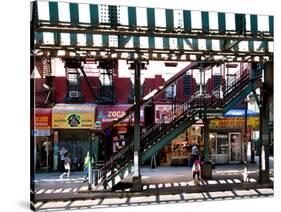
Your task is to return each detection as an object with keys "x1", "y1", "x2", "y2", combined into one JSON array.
[{"x1": 155, "y1": 104, "x2": 182, "y2": 124}]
